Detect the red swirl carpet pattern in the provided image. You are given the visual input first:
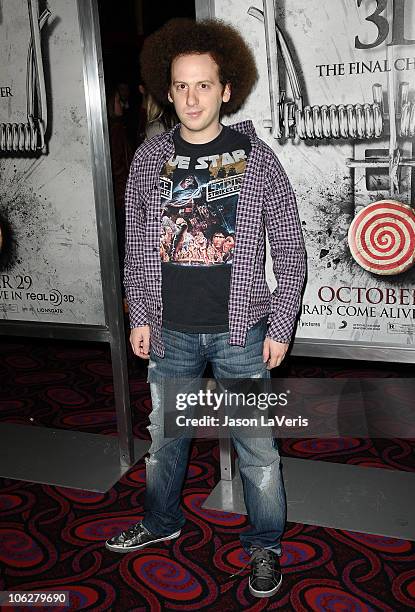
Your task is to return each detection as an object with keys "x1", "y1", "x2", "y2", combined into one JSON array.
[{"x1": 0, "y1": 338, "x2": 414, "y2": 611}]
